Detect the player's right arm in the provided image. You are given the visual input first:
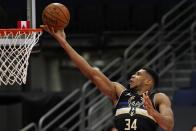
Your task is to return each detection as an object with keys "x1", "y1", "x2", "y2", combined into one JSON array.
[{"x1": 41, "y1": 25, "x2": 125, "y2": 102}]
